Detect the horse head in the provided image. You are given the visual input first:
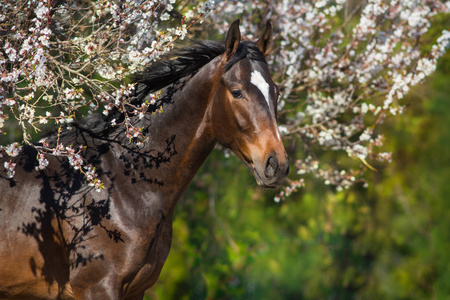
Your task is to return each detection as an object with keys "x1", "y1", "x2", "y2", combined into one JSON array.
[{"x1": 211, "y1": 20, "x2": 289, "y2": 188}]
